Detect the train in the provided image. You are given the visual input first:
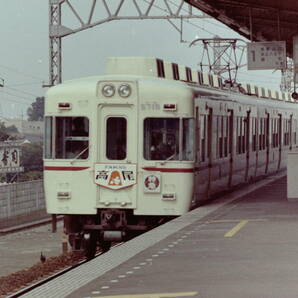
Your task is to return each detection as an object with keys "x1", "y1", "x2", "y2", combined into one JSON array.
[{"x1": 44, "y1": 57, "x2": 298, "y2": 258}]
